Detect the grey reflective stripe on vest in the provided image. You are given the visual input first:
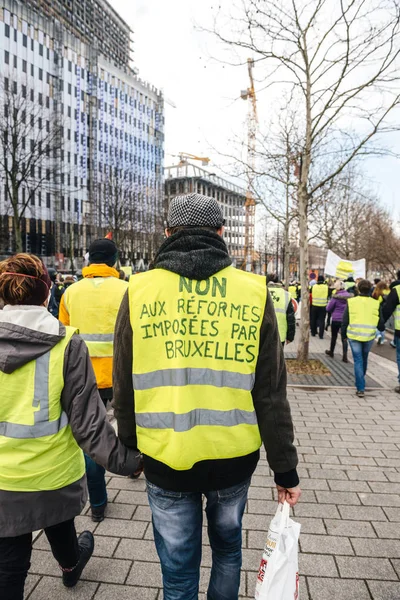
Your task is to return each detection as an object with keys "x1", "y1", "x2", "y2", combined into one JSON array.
[
  {"x1": 133, "y1": 368, "x2": 255, "y2": 391},
  {"x1": 349, "y1": 324, "x2": 376, "y2": 330},
  {"x1": 274, "y1": 308, "x2": 286, "y2": 314},
  {"x1": 0, "y1": 412, "x2": 68, "y2": 439},
  {"x1": 0, "y1": 351, "x2": 68, "y2": 439},
  {"x1": 80, "y1": 333, "x2": 114, "y2": 342},
  {"x1": 136, "y1": 408, "x2": 257, "y2": 432}
]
